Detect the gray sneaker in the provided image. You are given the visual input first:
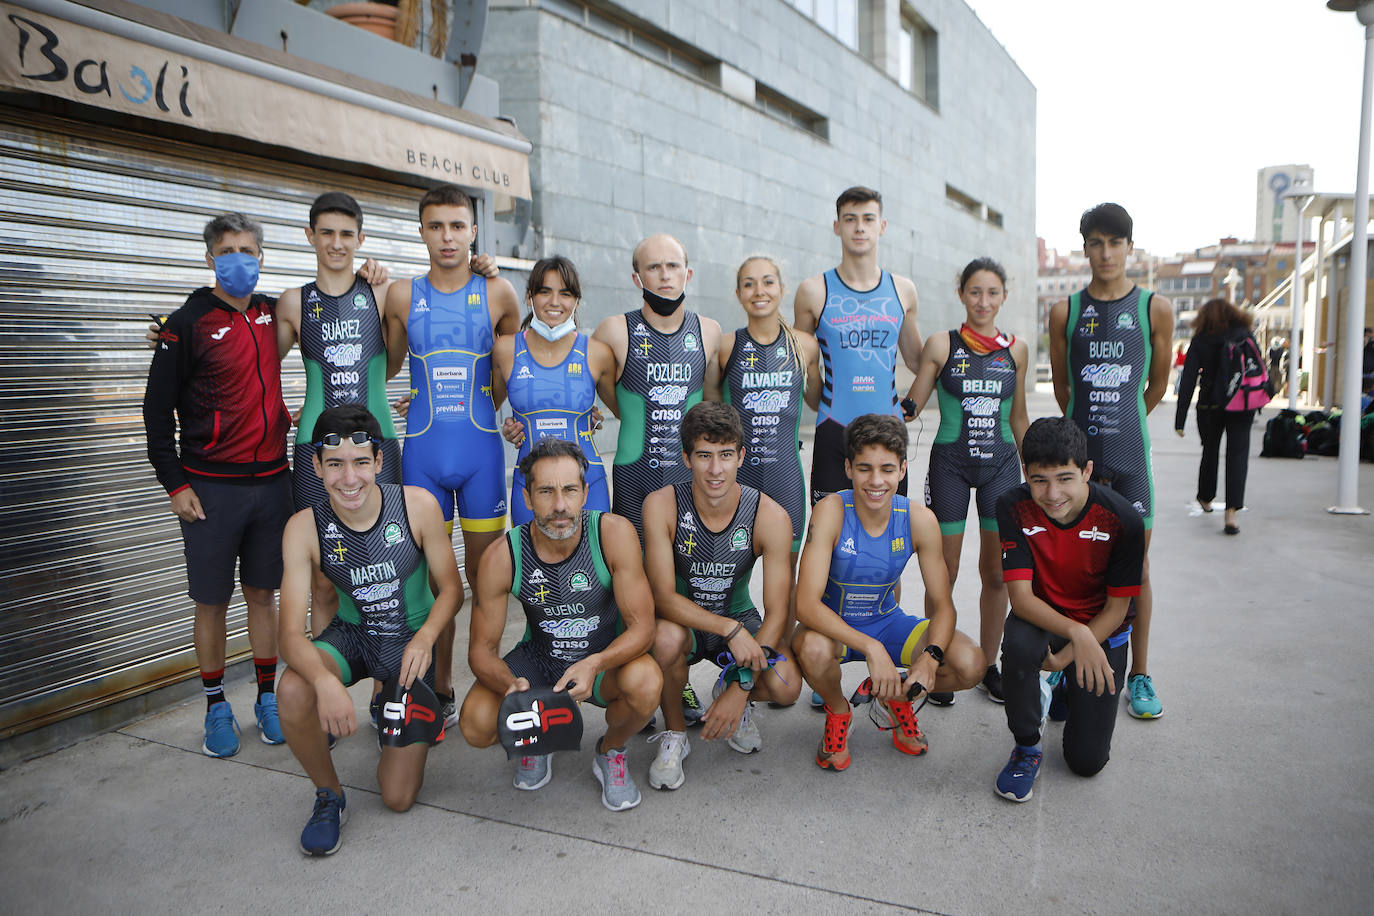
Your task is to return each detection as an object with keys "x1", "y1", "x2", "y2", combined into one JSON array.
[
  {"x1": 712, "y1": 681, "x2": 762, "y2": 754},
  {"x1": 437, "y1": 692, "x2": 459, "y2": 729},
  {"x1": 591, "y1": 743, "x2": 641, "y2": 811},
  {"x1": 514, "y1": 753, "x2": 552, "y2": 791}
]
